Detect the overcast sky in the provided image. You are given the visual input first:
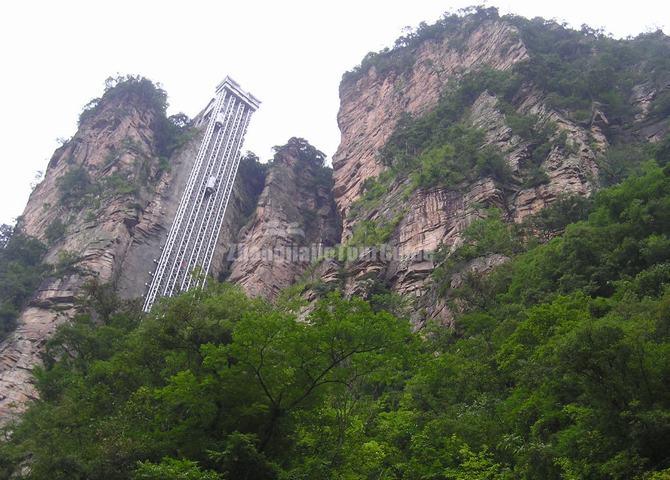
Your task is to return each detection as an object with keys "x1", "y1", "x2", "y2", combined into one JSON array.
[{"x1": 0, "y1": 0, "x2": 667, "y2": 225}]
